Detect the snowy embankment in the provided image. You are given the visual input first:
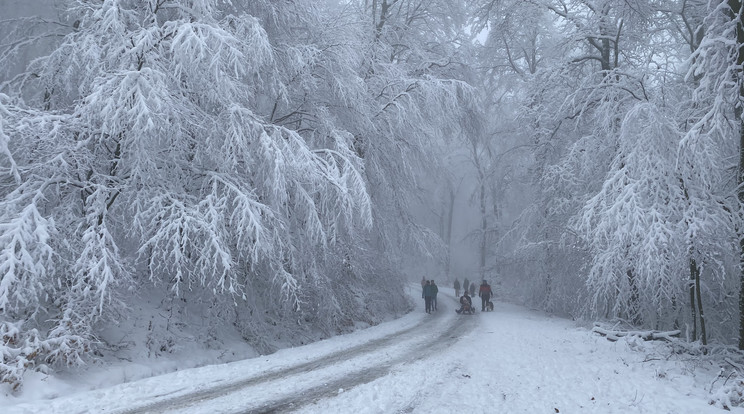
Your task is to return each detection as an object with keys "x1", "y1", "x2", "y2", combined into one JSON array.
[{"x1": 4, "y1": 285, "x2": 742, "y2": 413}]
